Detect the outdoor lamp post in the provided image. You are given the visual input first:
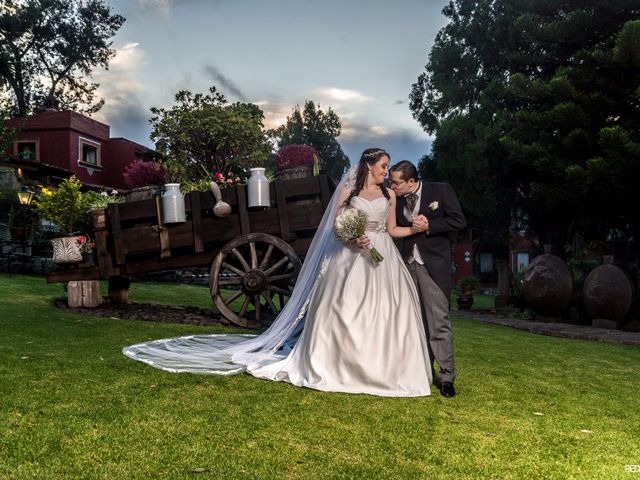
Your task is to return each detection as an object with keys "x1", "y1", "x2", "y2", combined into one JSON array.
[
  {"x1": 17, "y1": 186, "x2": 34, "y2": 206},
  {"x1": 16, "y1": 186, "x2": 34, "y2": 245}
]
